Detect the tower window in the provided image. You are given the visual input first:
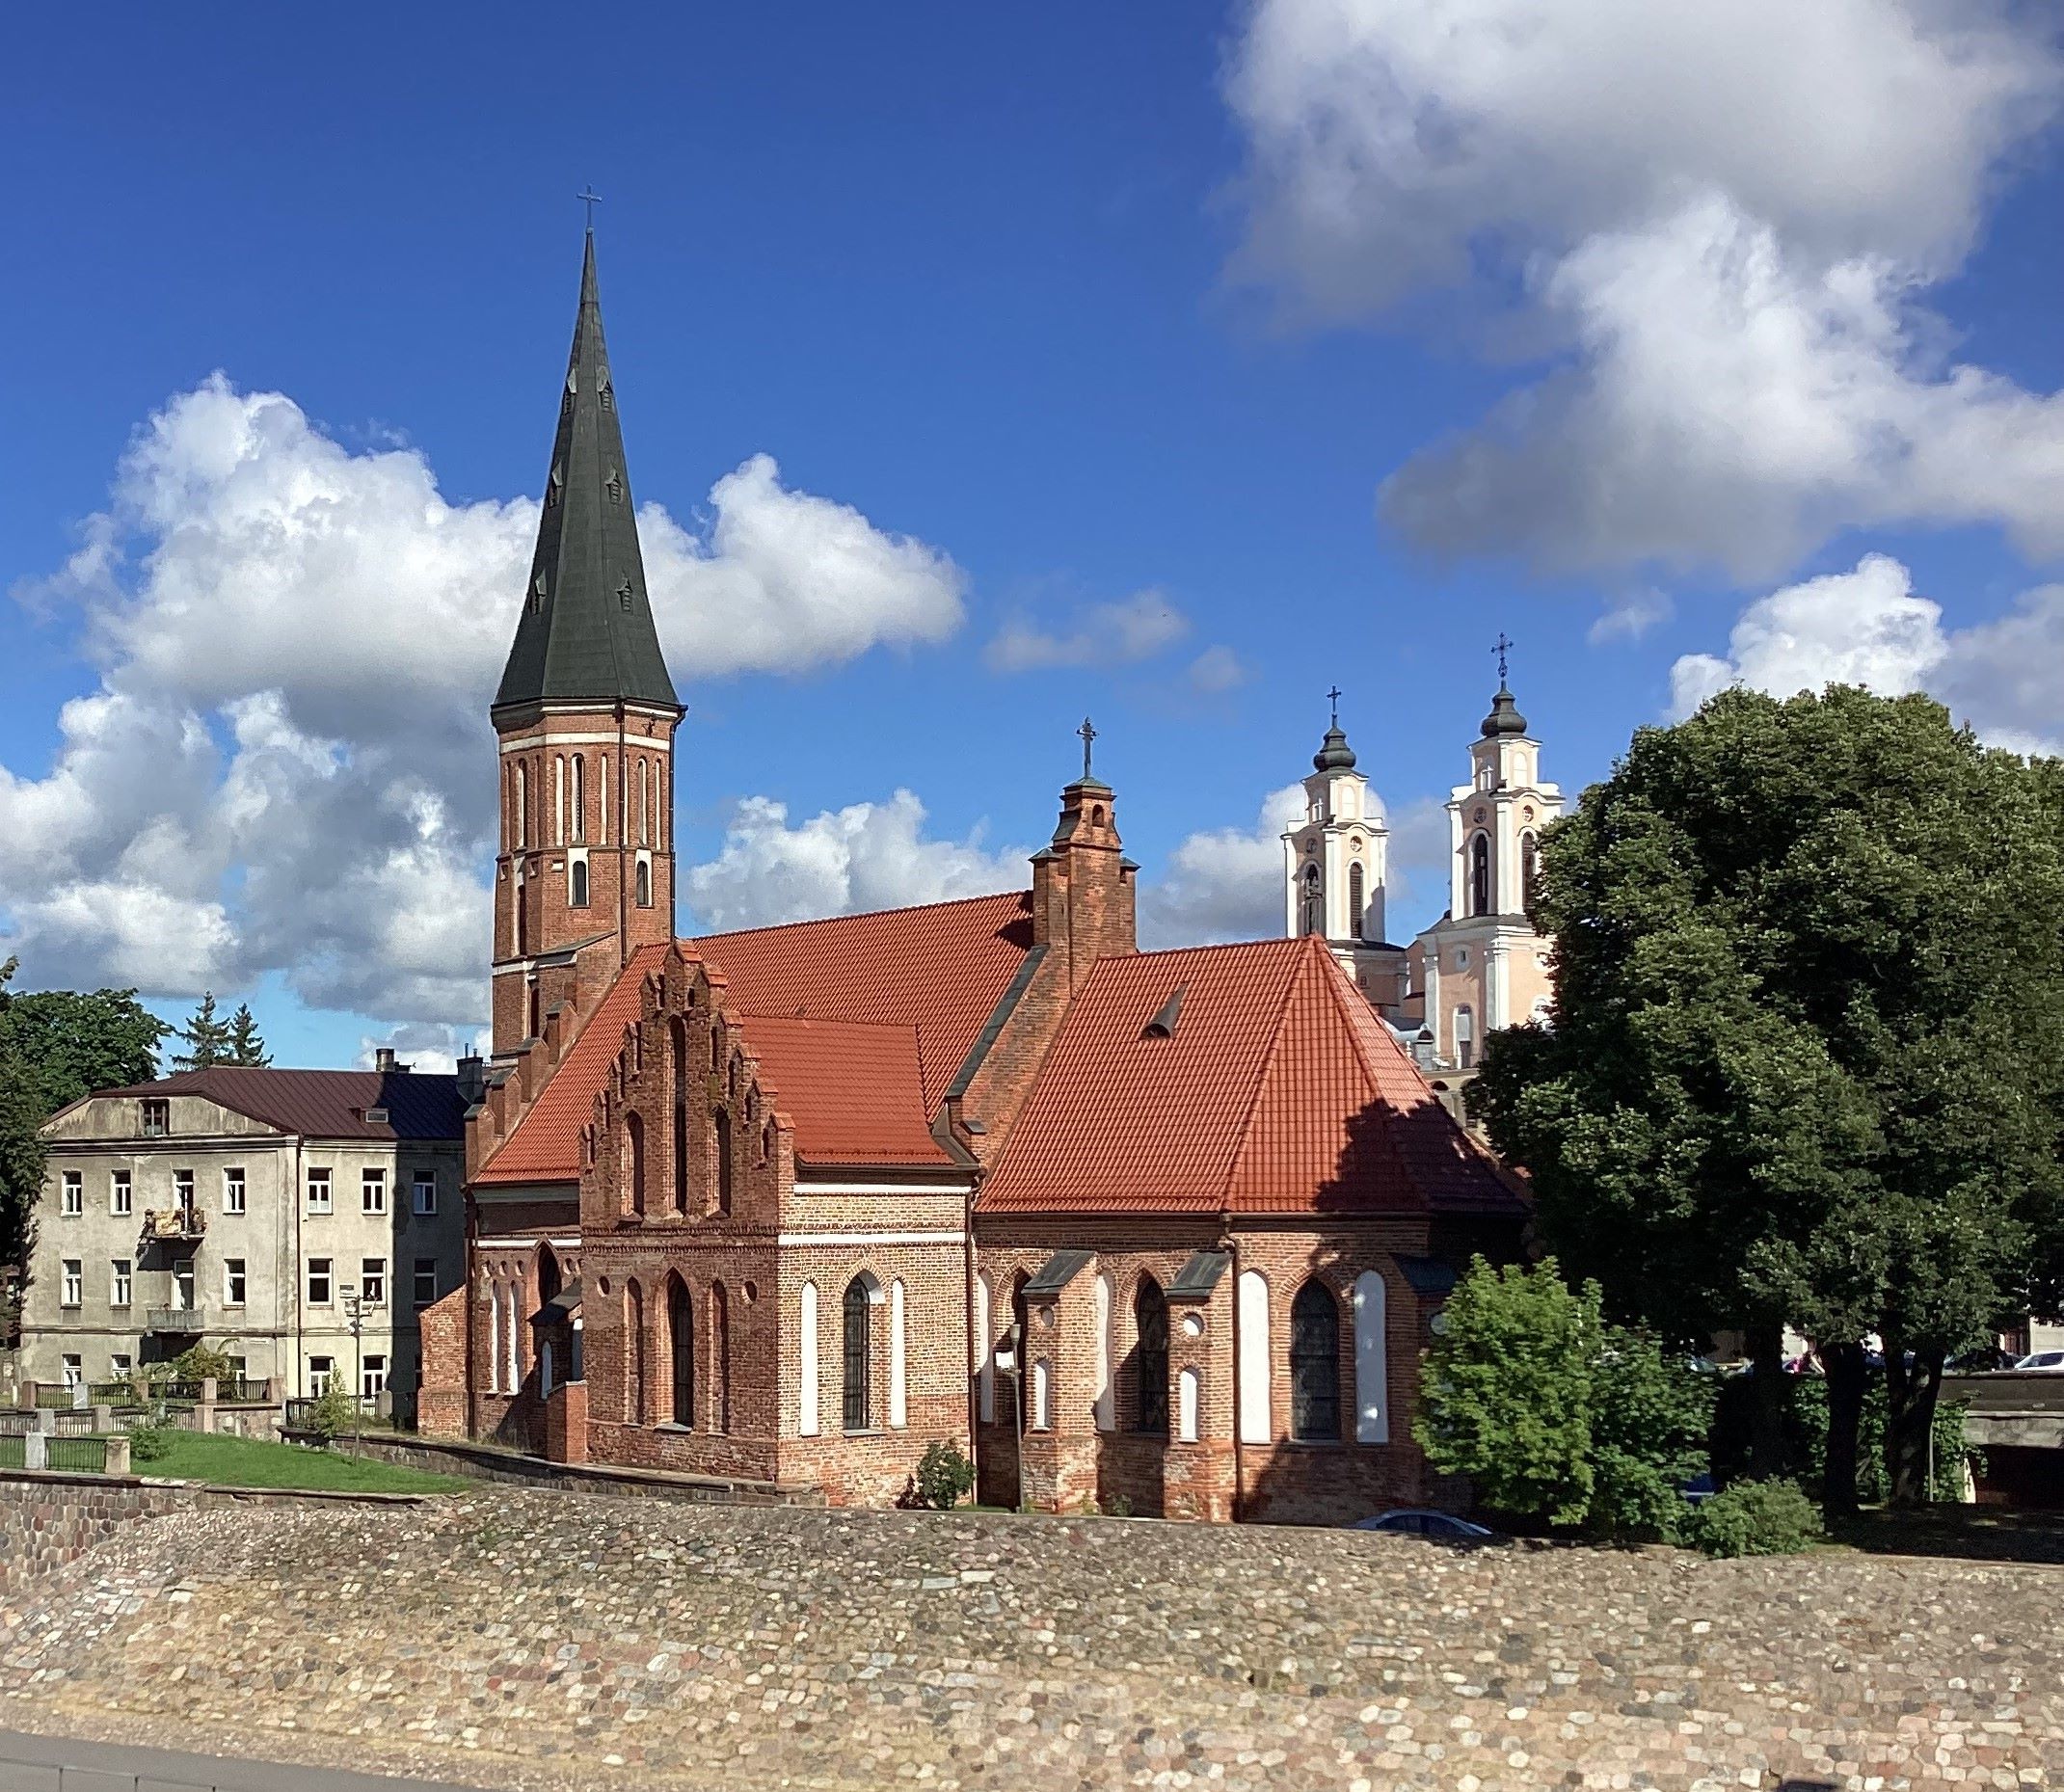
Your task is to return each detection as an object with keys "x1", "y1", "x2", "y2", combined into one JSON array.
[
  {"x1": 1469, "y1": 833, "x2": 1490, "y2": 918},
  {"x1": 1521, "y1": 831, "x2": 1540, "y2": 908},
  {"x1": 1456, "y1": 1004, "x2": 1476, "y2": 1070},
  {"x1": 570, "y1": 857, "x2": 589, "y2": 908},
  {"x1": 635, "y1": 859, "x2": 653, "y2": 908},
  {"x1": 1348, "y1": 862, "x2": 1365, "y2": 940},
  {"x1": 1300, "y1": 863, "x2": 1324, "y2": 937},
  {"x1": 572, "y1": 756, "x2": 586, "y2": 843}
]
